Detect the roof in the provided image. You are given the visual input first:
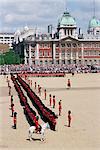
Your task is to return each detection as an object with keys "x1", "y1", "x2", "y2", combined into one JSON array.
[
  {"x1": 58, "y1": 11, "x2": 76, "y2": 27},
  {"x1": 89, "y1": 17, "x2": 100, "y2": 28}
]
